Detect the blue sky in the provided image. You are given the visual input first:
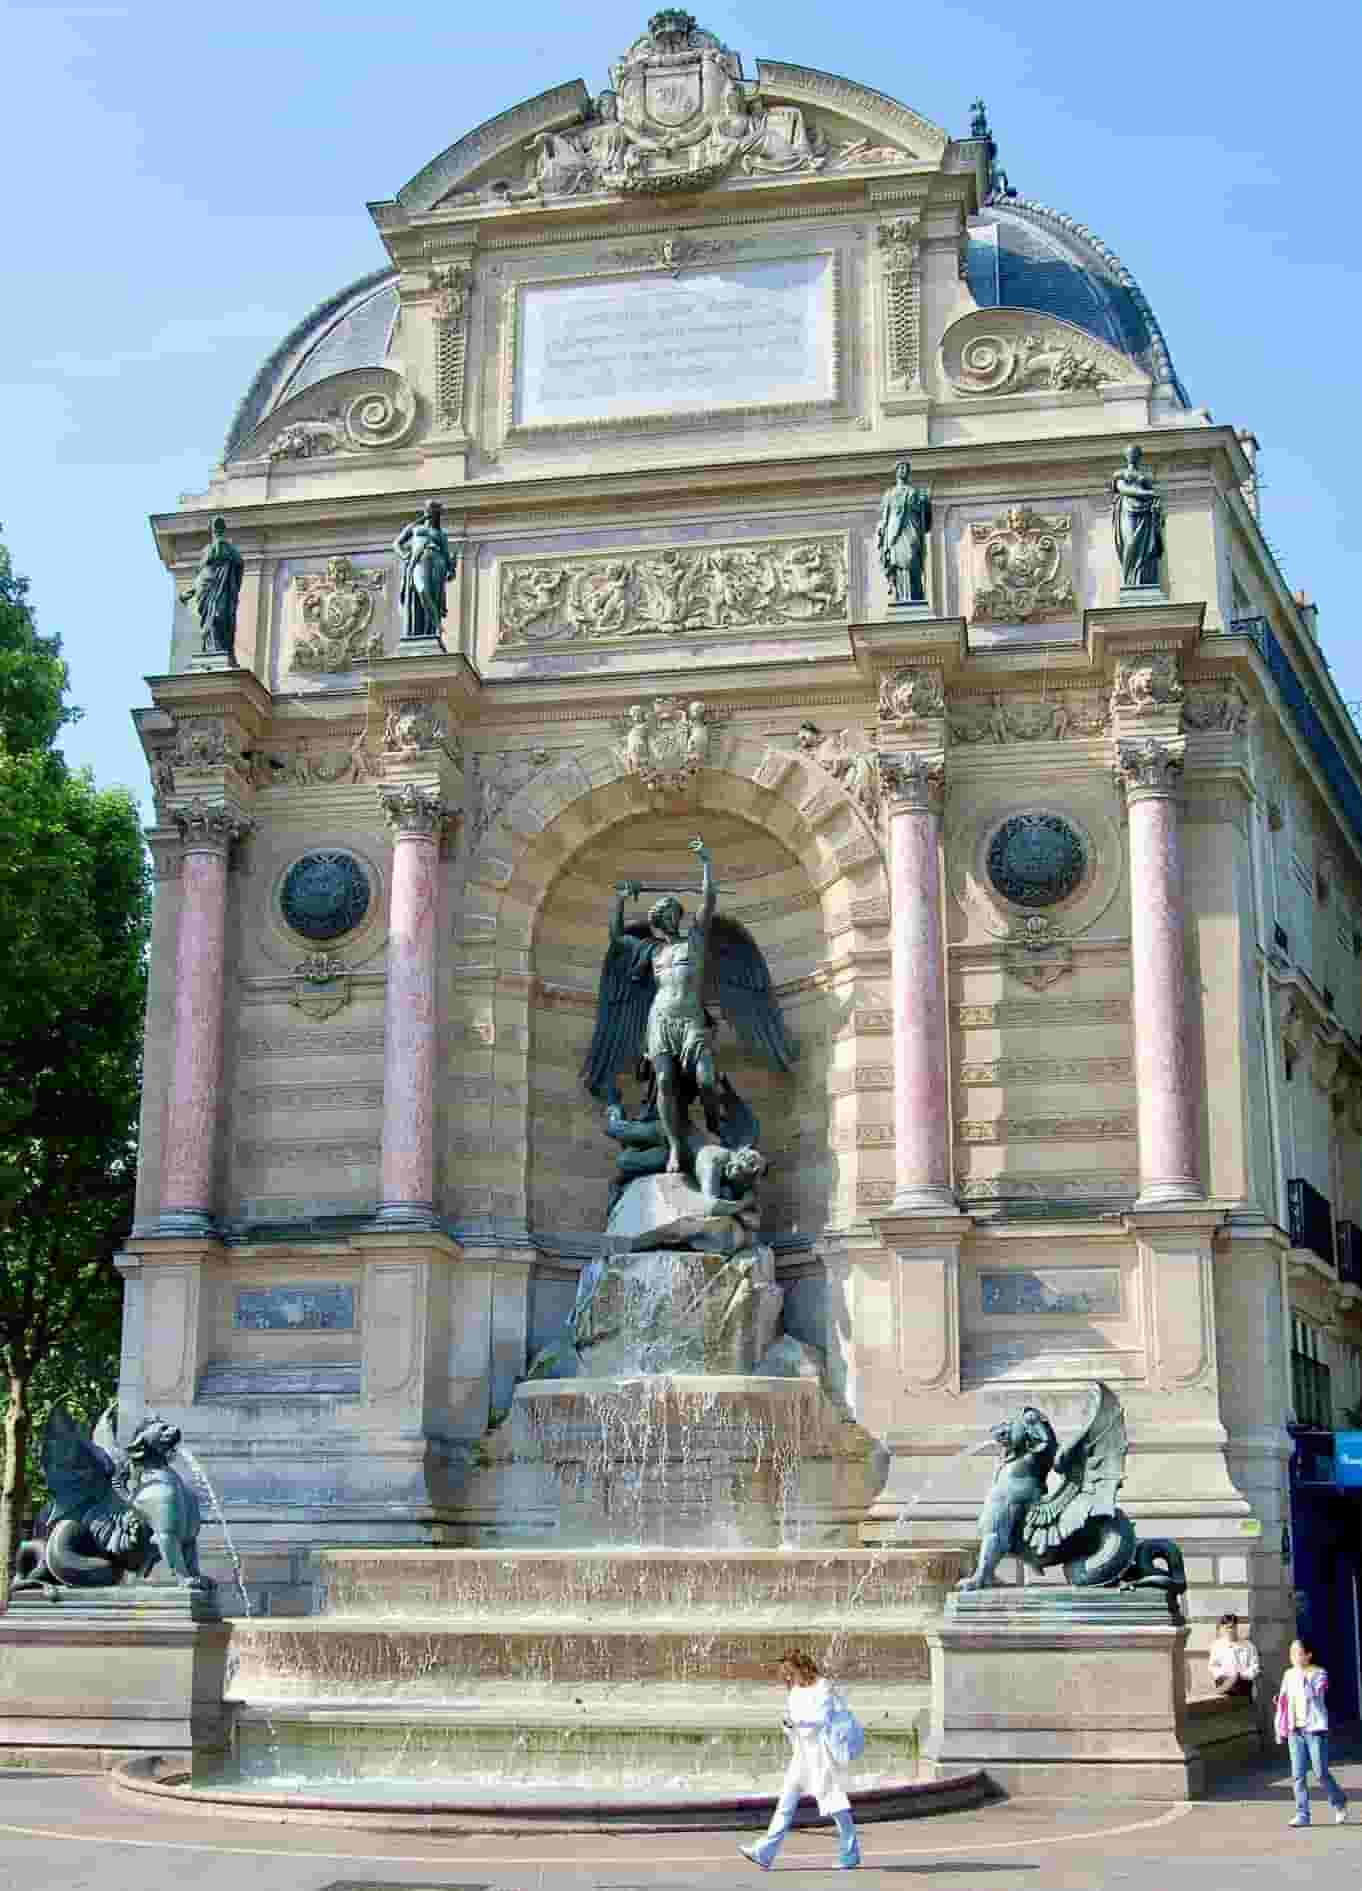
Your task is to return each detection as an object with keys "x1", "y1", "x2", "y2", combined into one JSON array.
[{"x1": 3, "y1": 0, "x2": 1357, "y2": 810}]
